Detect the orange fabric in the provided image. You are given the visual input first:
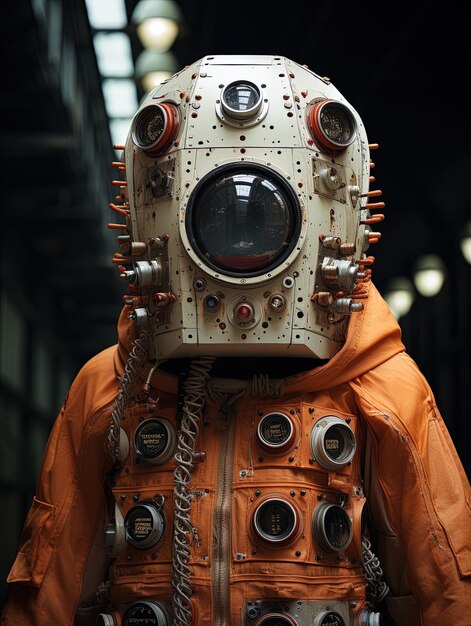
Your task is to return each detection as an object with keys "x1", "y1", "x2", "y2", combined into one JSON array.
[{"x1": 1, "y1": 282, "x2": 470, "y2": 626}]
